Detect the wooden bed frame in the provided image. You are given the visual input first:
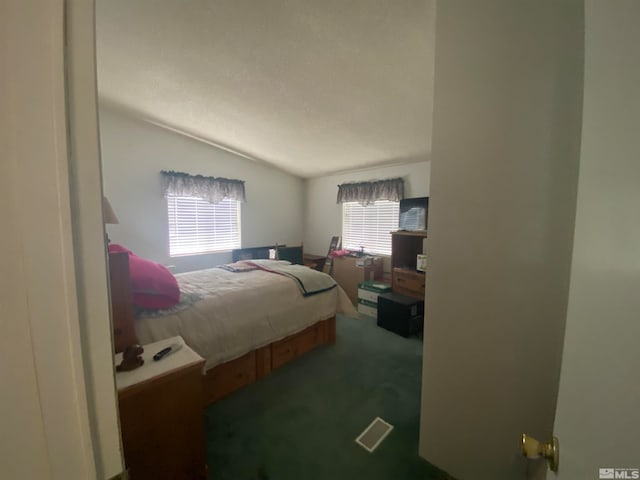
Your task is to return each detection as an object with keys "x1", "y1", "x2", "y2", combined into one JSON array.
[
  {"x1": 109, "y1": 252, "x2": 336, "y2": 406},
  {"x1": 202, "y1": 316, "x2": 335, "y2": 404}
]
